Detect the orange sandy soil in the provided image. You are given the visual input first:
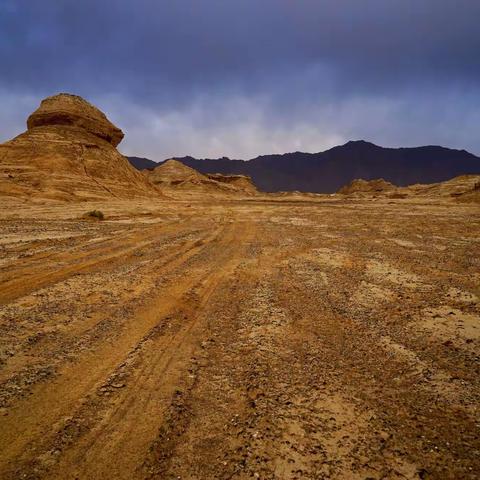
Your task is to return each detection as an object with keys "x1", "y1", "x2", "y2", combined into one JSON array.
[{"x1": 0, "y1": 196, "x2": 479, "y2": 480}]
